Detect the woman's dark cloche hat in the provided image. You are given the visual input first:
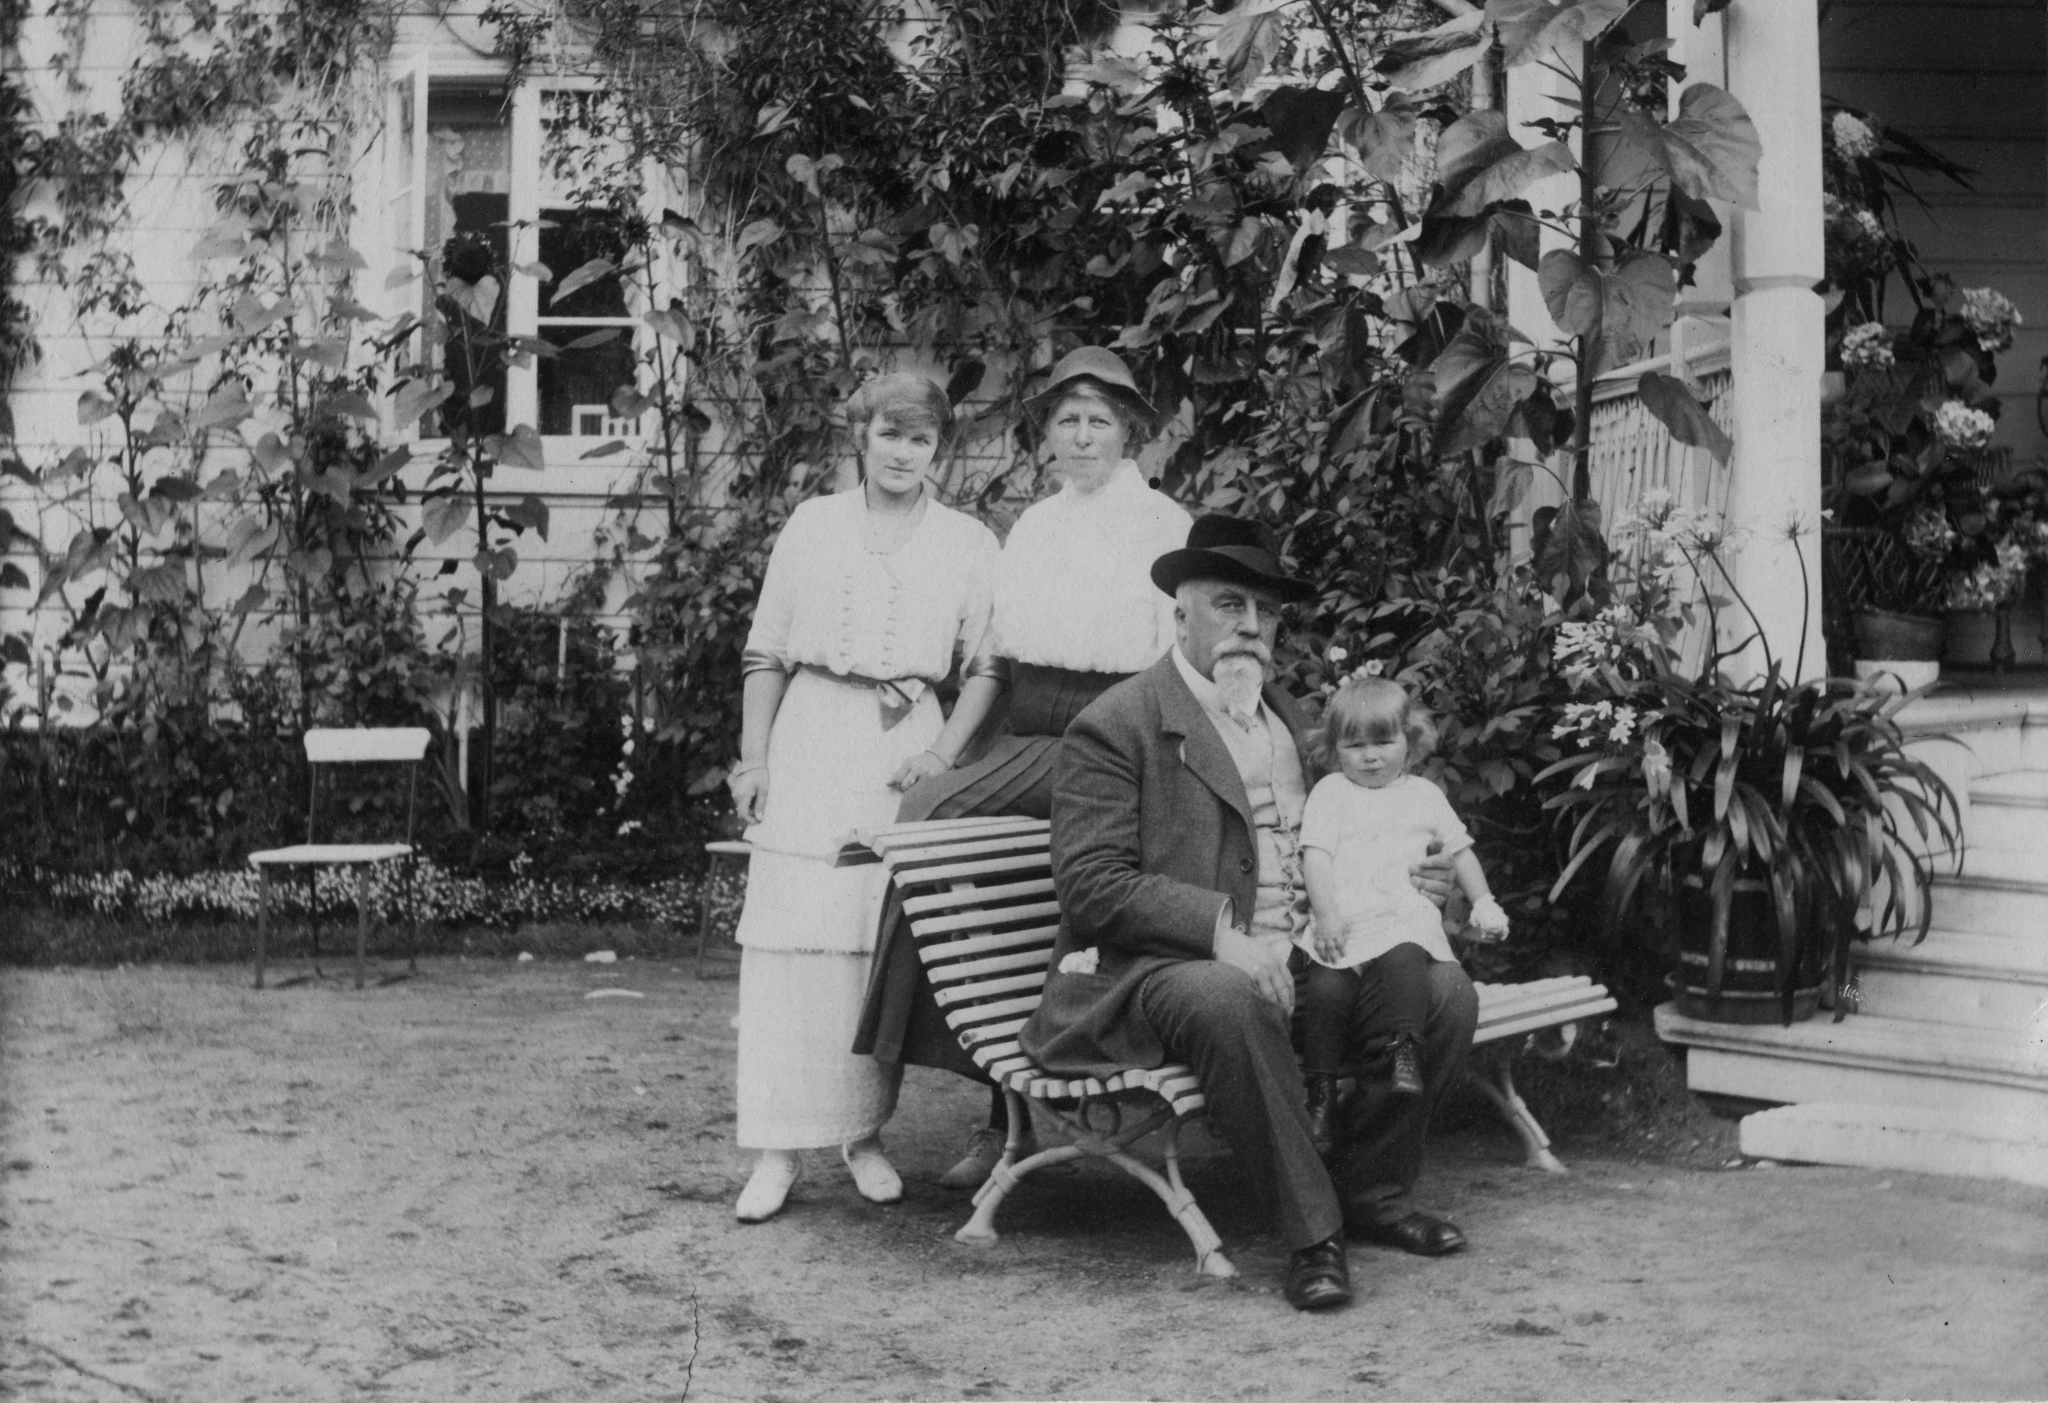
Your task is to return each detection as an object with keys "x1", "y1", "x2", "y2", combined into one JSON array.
[
  {"x1": 1023, "y1": 346, "x2": 1158, "y2": 422},
  {"x1": 1151, "y1": 514, "x2": 1317, "y2": 604}
]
